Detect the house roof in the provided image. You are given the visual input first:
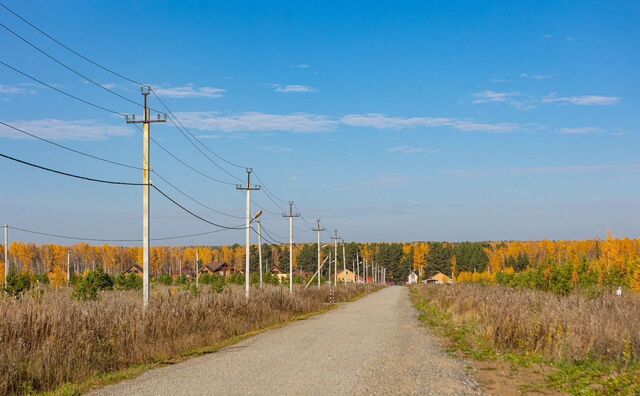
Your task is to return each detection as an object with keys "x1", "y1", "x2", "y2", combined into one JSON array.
[
  {"x1": 429, "y1": 272, "x2": 452, "y2": 282},
  {"x1": 123, "y1": 264, "x2": 143, "y2": 273}
]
